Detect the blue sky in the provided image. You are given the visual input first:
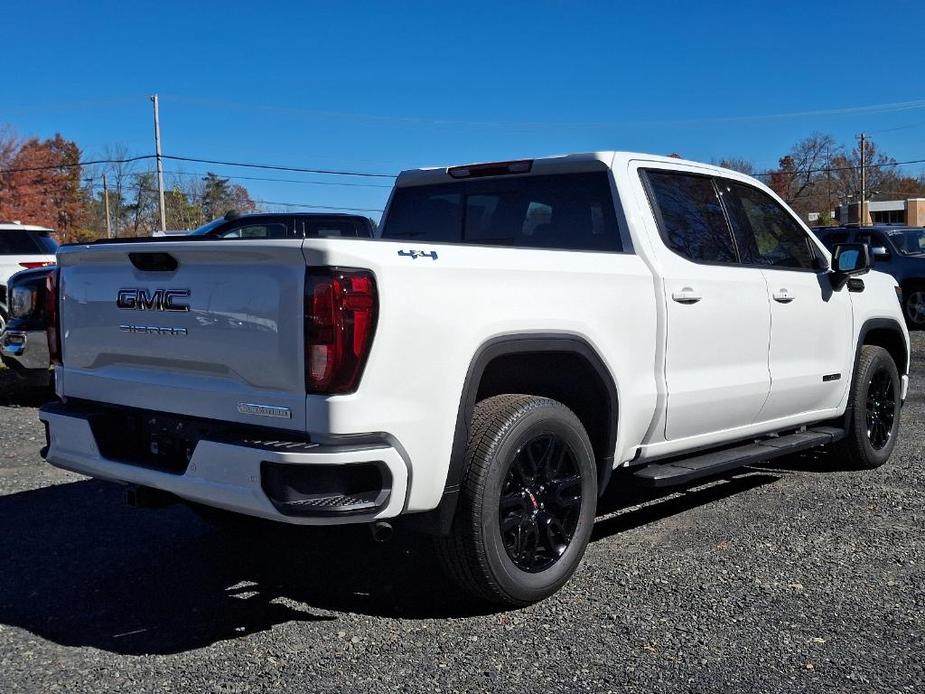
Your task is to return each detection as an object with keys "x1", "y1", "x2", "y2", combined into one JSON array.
[{"x1": 3, "y1": 0, "x2": 925, "y2": 218}]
